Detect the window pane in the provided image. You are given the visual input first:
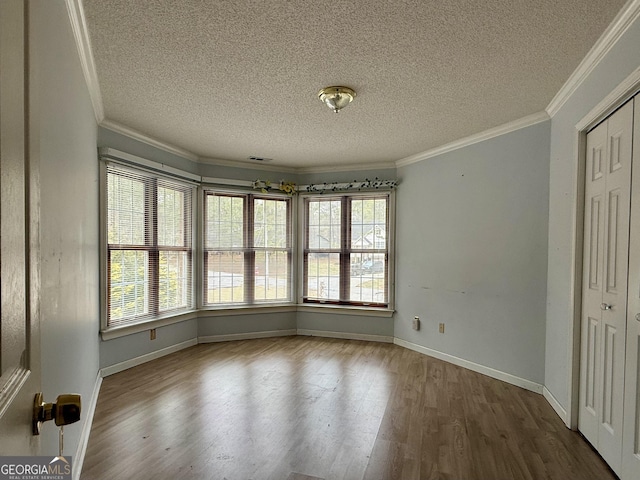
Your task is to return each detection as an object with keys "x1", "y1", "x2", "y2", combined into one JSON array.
[
  {"x1": 303, "y1": 193, "x2": 389, "y2": 307},
  {"x1": 159, "y1": 251, "x2": 190, "y2": 311},
  {"x1": 203, "y1": 192, "x2": 291, "y2": 306},
  {"x1": 107, "y1": 173, "x2": 145, "y2": 245},
  {"x1": 105, "y1": 166, "x2": 194, "y2": 328},
  {"x1": 254, "y1": 198, "x2": 288, "y2": 248},
  {"x1": 254, "y1": 250, "x2": 289, "y2": 301},
  {"x1": 349, "y1": 252, "x2": 387, "y2": 303},
  {"x1": 351, "y1": 198, "x2": 387, "y2": 250},
  {"x1": 206, "y1": 251, "x2": 244, "y2": 304},
  {"x1": 307, "y1": 200, "x2": 341, "y2": 249},
  {"x1": 206, "y1": 194, "x2": 244, "y2": 248},
  {"x1": 305, "y1": 252, "x2": 340, "y2": 300},
  {"x1": 158, "y1": 185, "x2": 185, "y2": 247},
  {"x1": 109, "y1": 250, "x2": 149, "y2": 321}
]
